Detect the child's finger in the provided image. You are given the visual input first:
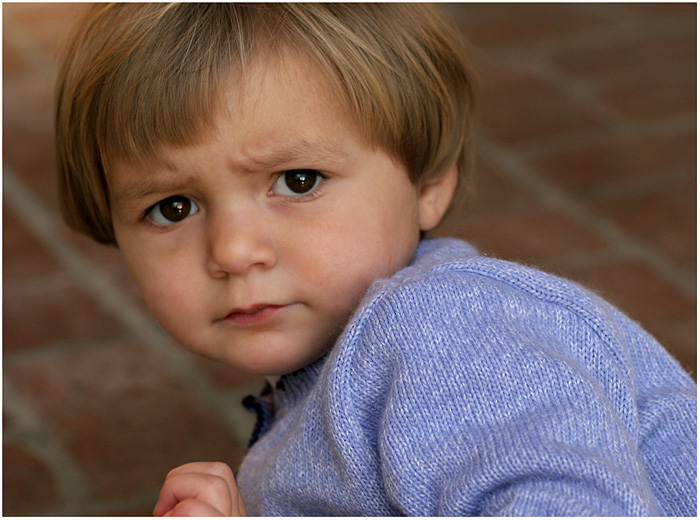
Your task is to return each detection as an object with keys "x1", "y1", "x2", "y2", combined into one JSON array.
[
  {"x1": 162, "y1": 497, "x2": 226, "y2": 517},
  {"x1": 165, "y1": 462, "x2": 236, "y2": 486},
  {"x1": 153, "y1": 472, "x2": 233, "y2": 517},
  {"x1": 163, "y1": 462, "x2": 245, "y2": 515}
]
